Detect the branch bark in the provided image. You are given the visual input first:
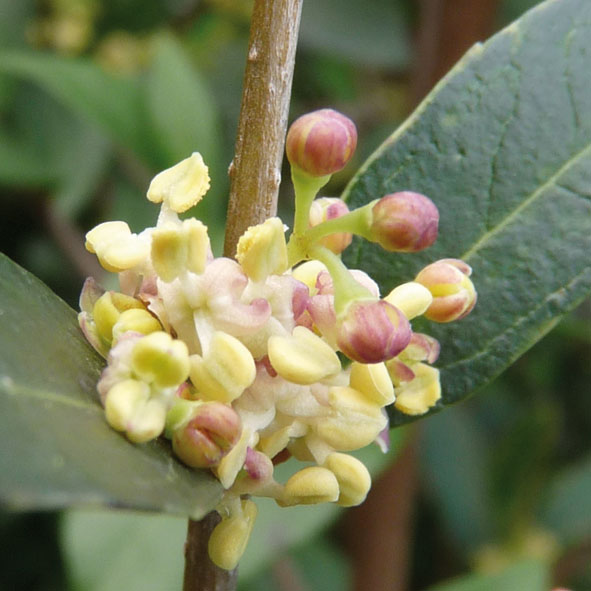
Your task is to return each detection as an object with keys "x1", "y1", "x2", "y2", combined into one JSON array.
[
  {"x1": 223, "y1": 0, "x2": 303, "y2": 258},
  {"x1": 184, "y1": 1, "x2": 303, "y2": 590}
]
